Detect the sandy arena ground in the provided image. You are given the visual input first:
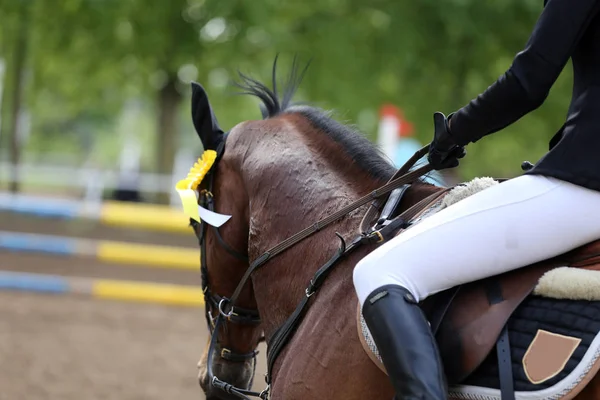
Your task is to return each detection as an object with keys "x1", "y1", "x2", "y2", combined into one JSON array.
[{"x1": 0, "y1": 212, "x2": 267, "y2": 400}]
